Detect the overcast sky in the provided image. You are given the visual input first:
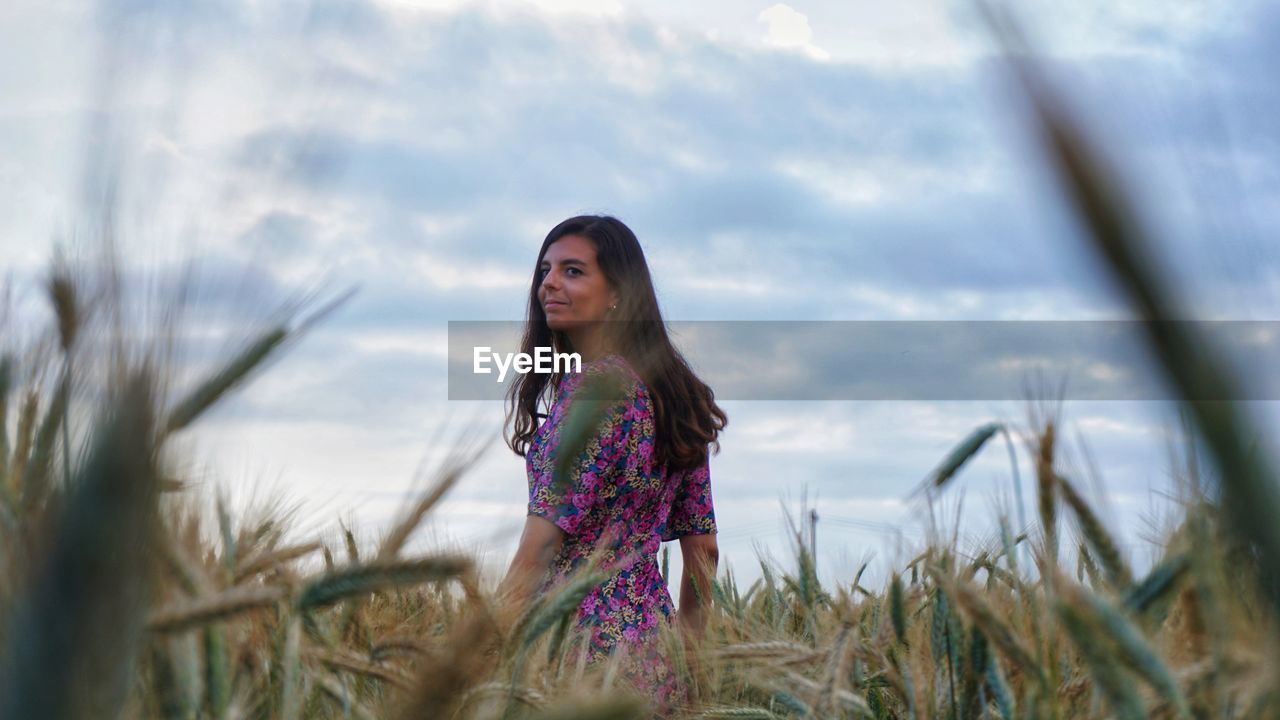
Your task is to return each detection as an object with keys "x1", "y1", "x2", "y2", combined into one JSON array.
[{"x1": 2, "y1": 0, "x2": 1278, "y2": 587}]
